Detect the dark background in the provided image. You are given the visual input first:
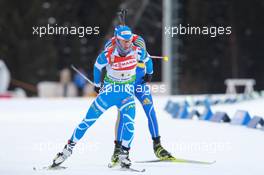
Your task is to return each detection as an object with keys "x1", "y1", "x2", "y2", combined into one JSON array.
[{"x1": 0, "y1": 0, "x2": 263, "y2": 95}]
